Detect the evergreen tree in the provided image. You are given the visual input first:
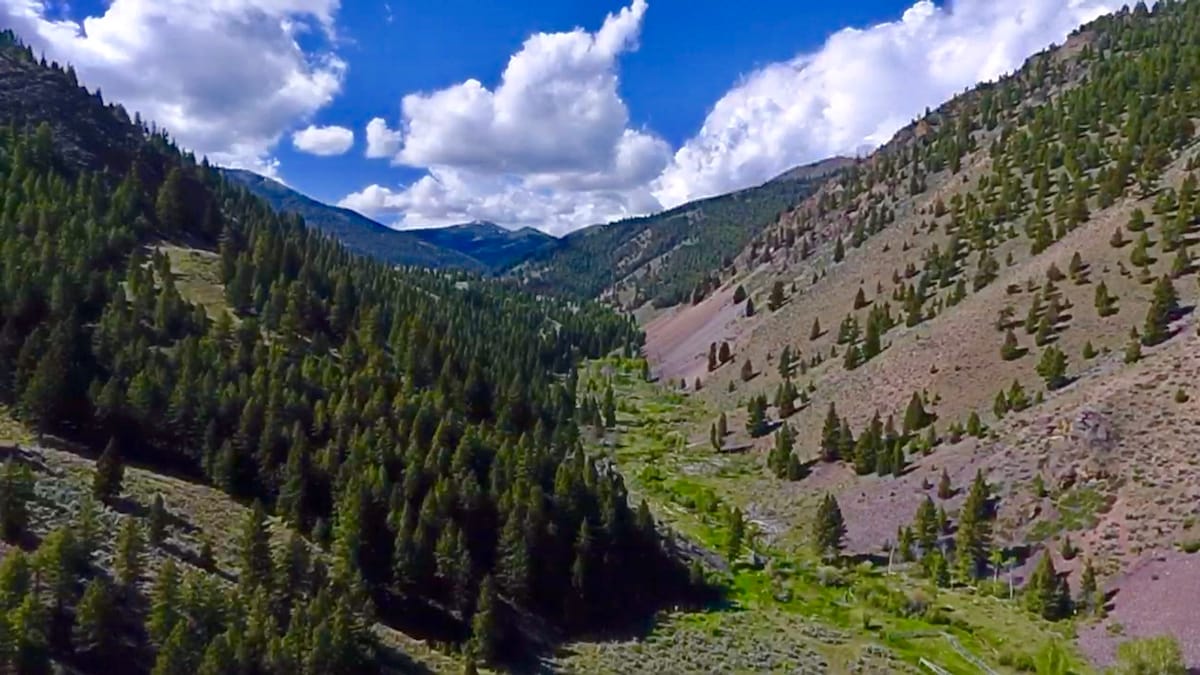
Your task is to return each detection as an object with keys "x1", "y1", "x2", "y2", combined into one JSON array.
[
  {"x1": 0, "y1": 459, "x2": 33, "y2": 542},
  {"x1": 1036, "y1": 345, "x2": 1069, "y2": 390},
  {"x1": 914, "y1": 496, "x2": 938, "y2": 552},
  {"x1": 819, "y1": 403, "x2": 841, "y2": 462},
  {"x1": 239, "y1": 500, "x2": 273, "y2": 591},
  {"x1": 148, "y1": 493, "x2": 167, "y2": 547},
  {"x1": 724, "y1": 507, "x2": 746, "y2": 562},
  {"x1": 114, "y1": 518, "x2": 145, "y2": 590},
  {"x1": 72, "y1": 578, "x2": 114, "y2": 657},
  {"x1": 768, "y1": 281, "x2": 785, "y2": 311},
  {"x1": 602, "y1": 384, "x2": 617, "y2": 428},
  {"x1": 1025, "y1": 551, "x2": 1071, "y2": 620},
  {"x1": 1079, "y1": 558, "x2": 1100, "y2": 615},
  {"x1": 902, "y1": 391, "x2": 930, "y2": 434},
  {"x1": 469, "y1": 576, "x2": 499, "y2": 664},
  {"x1": 10, "y1": 591, "x2": 48, "y2": 673},
  {"x1": 93, "y1": 437, "x2": 124, "y2": 502},
  {"x1": 954, "y1": 471, "x2": 992, "y2": 581},
  {"x1": 1142, "y1": 275, "x2": 1178, "y2": 346},
  {"x1": 745, "y1": 395, "x2": 769, "y2": 438},
  {"x1": 812, "y1": 494, "x2": 846, "y2": 558},
  {"x1": 147, "y1": 558, "x2": 181, "y2": 647}
]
